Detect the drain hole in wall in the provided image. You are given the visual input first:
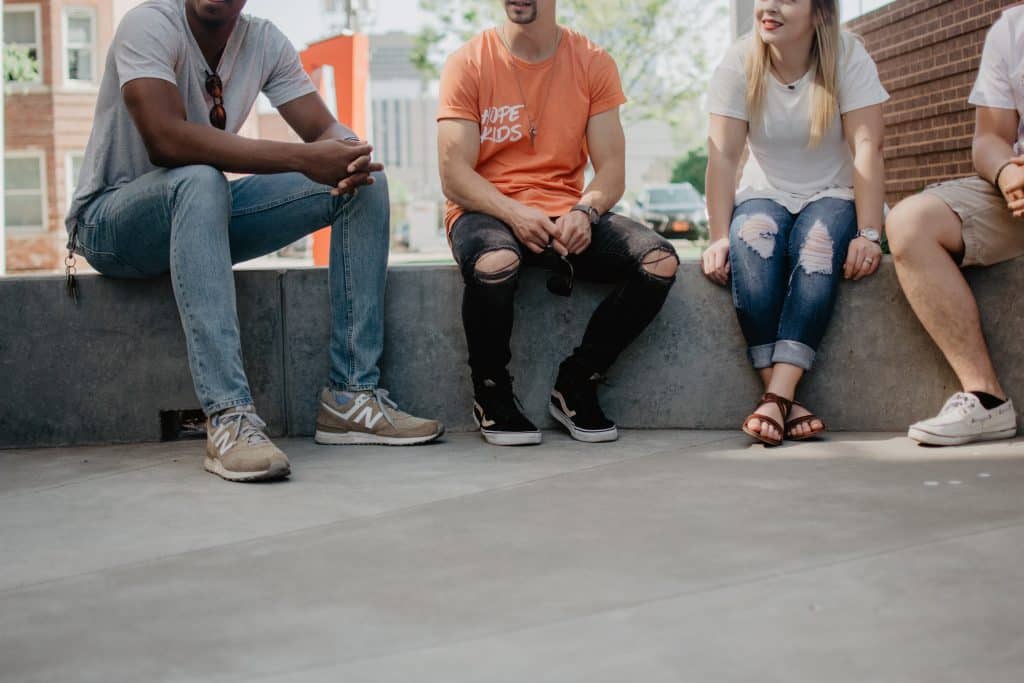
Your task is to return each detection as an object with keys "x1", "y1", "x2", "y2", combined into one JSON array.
[{"x1": 160, "y1": 410, "x2": 208, "y2": 442}]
